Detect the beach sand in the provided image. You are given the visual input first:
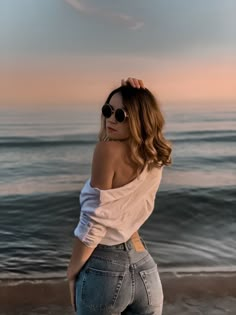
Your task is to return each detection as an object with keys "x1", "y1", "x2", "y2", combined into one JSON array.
[
  {"x1": 0, "y1": 298, "x2": 236, "y2": 315},
  {"x1": 0, "y1": 272, "x2": 236, "y2": 314}
]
